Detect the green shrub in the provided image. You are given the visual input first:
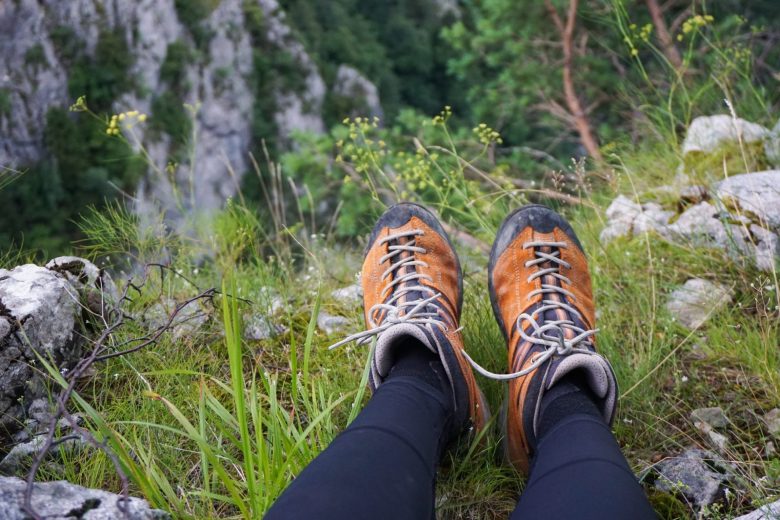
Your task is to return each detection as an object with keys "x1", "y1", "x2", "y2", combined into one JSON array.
[
  {"x1": 173, "y1": 0, "x2": 215, "y2": 50},
  {"x1": 24, "y1": 43, "x2": 47, "y2": 68},
  {"x1": 150, "y1": 91, "x2": 192, "y2": 152},
  {"x1": 159, "y1": 40, "x2": 193, "y2": 93},
  {"x1": 0, "y1": 88, "x2": 10, "y2": 118},
  {"x1": 67, "y1": 30, "x2": 134, "y2": 111}
]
